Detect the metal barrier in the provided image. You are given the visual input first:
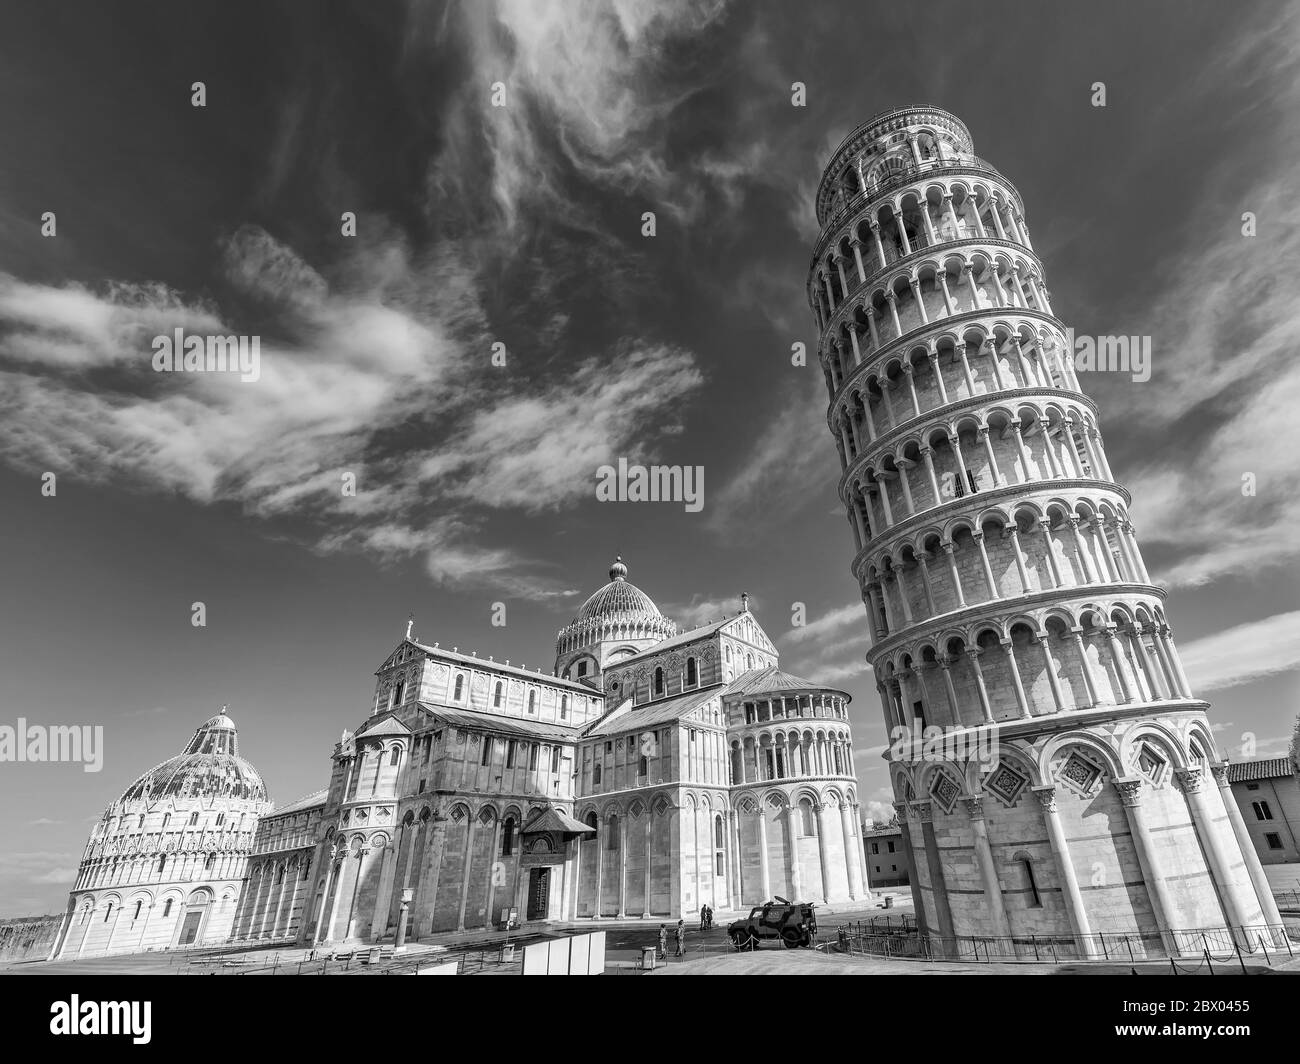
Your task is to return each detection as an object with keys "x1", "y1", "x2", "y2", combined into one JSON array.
[{"x1": 830, "y1": 922, "x2": 1296, "y2": 965}]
